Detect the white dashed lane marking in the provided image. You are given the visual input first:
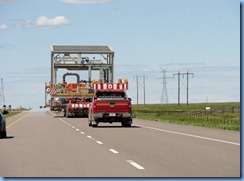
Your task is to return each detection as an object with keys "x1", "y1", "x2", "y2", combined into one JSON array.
[
  {"x1": 56, "y1": 115, "x2": 145, "y2": 171},
  {"x1": 127, "y1": 160, "x2": 145, "y2": 170},
  {"x1": 109, "y1": 149, "x2": 119, "y2": 154},
  {"x1": 96, "y1": 141, "x2": 103, "y2": 144}
]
